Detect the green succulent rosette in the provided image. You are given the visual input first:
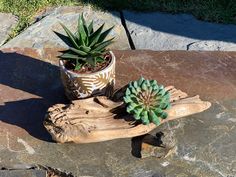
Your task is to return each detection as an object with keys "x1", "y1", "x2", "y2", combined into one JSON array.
[{"x1": 123, "y1": 77, "x2": 171, "y2": 125}]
